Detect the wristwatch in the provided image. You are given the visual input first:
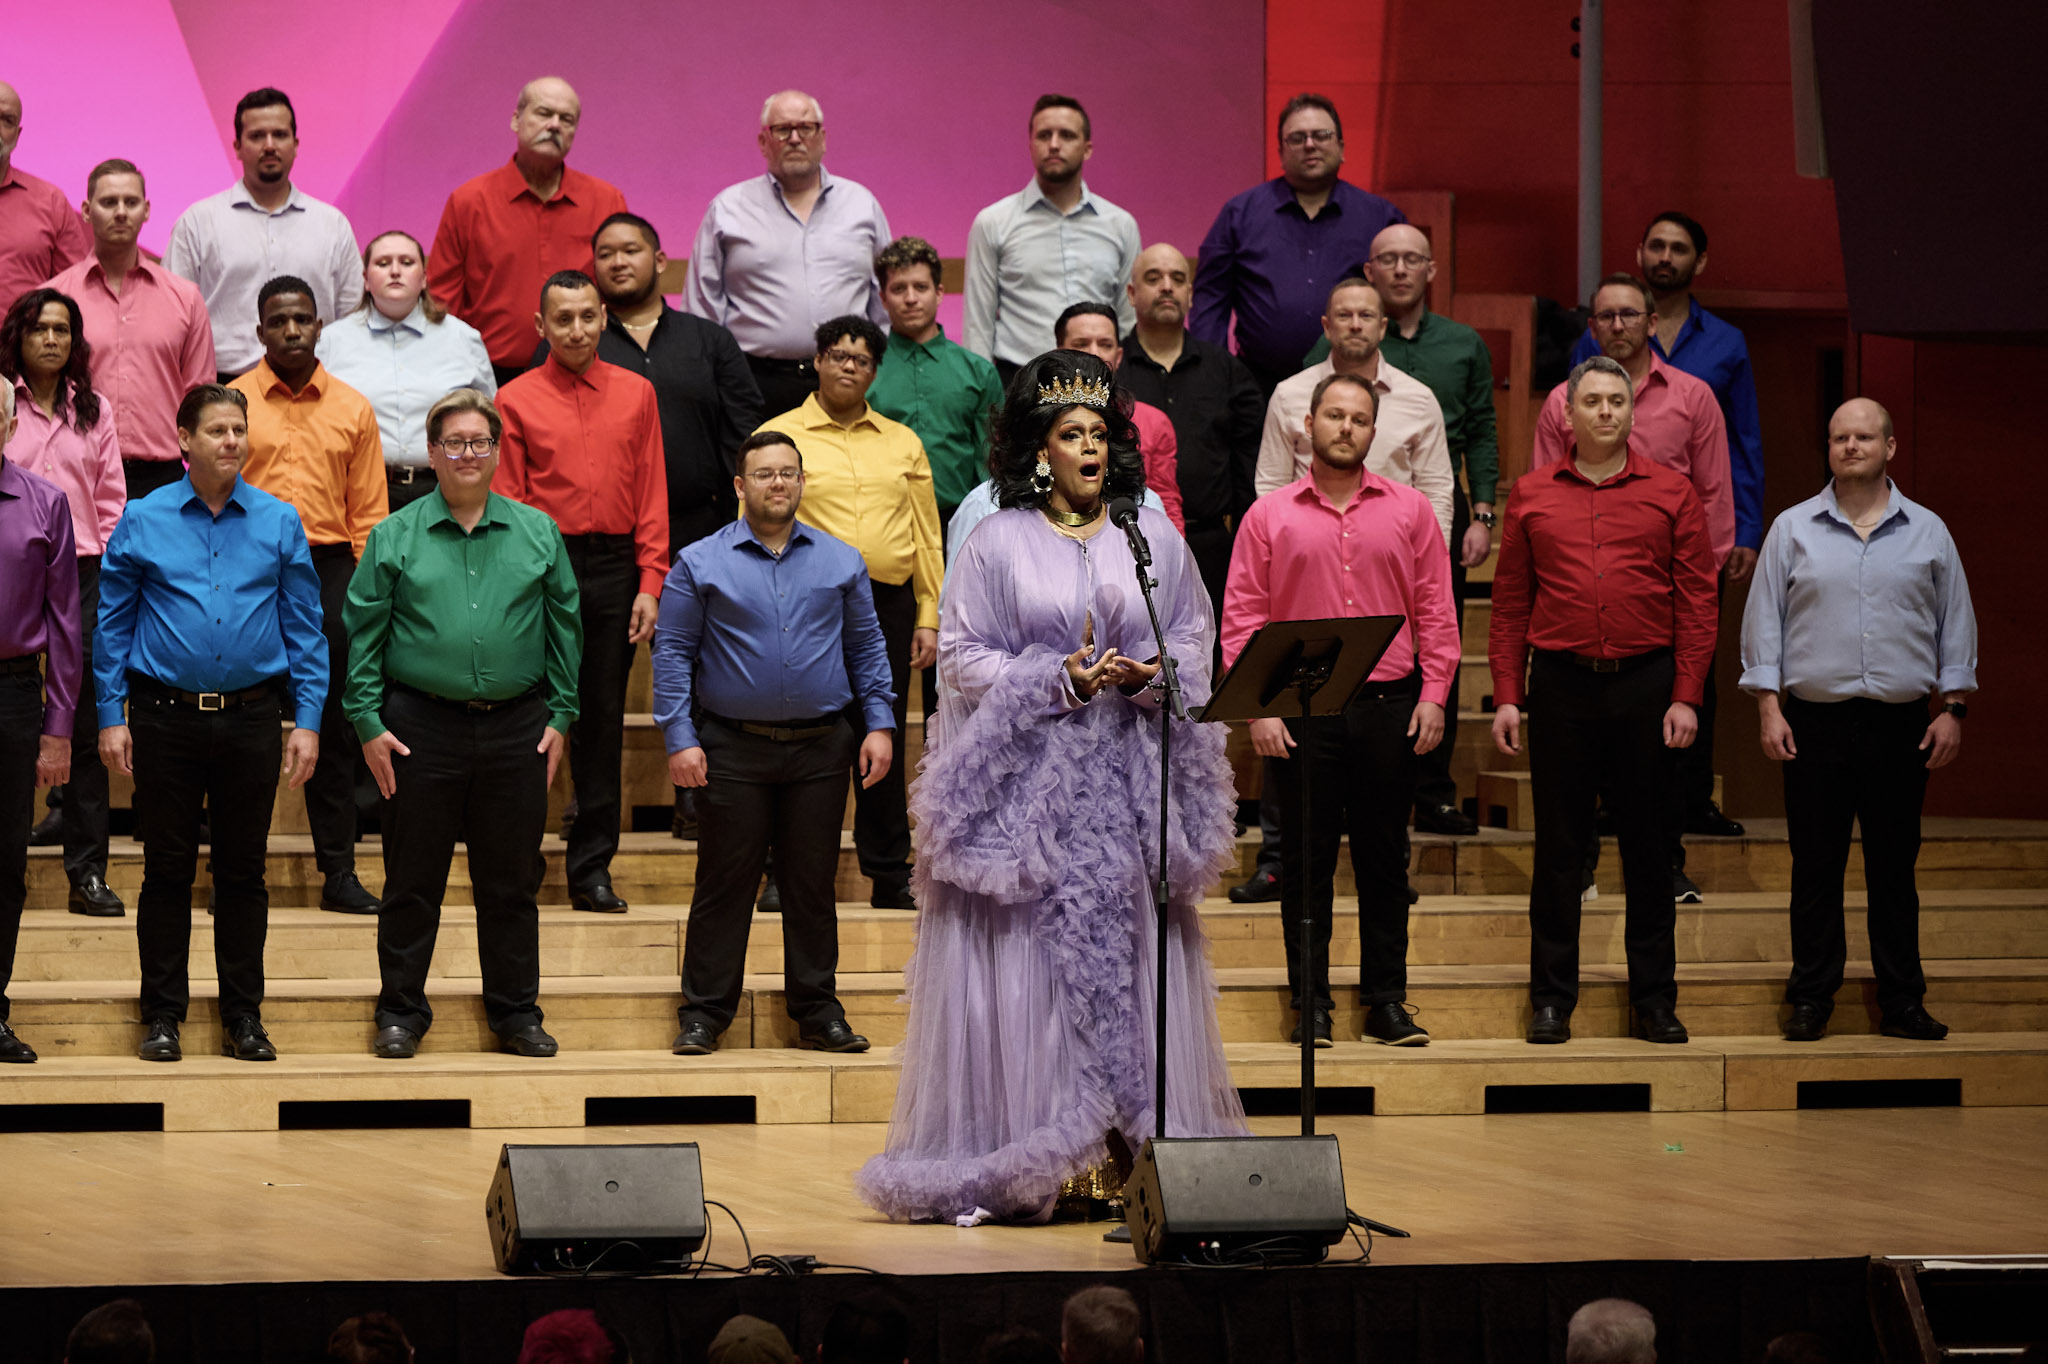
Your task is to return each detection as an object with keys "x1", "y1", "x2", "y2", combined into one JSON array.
[
  {"x1": 1944, "y1": 701, "x2": 1968, "y2": 721},
  {"x1": 1473, "y1": 511, "x2": 1497, "y2": 528}
]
